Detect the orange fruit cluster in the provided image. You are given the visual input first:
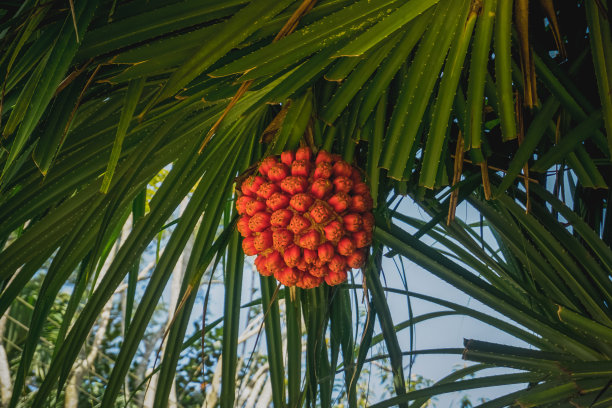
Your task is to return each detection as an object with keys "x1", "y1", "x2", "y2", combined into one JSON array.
[{"x1": 236, "y1": 148, "x2": 373, "y2": 288}]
